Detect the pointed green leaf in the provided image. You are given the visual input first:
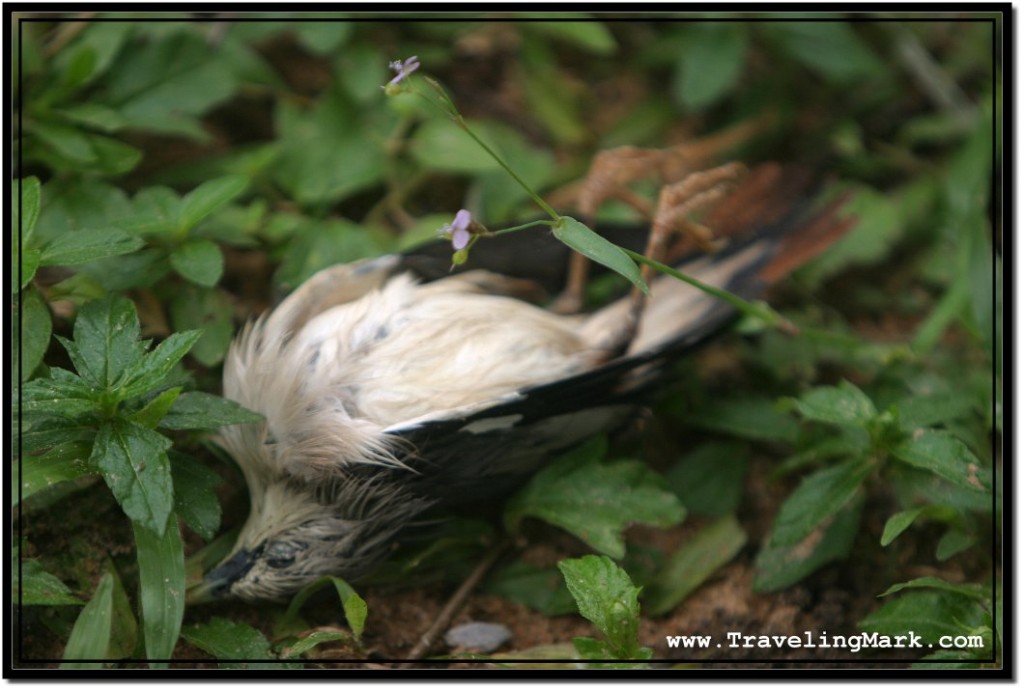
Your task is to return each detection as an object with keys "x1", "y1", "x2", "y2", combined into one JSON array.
[
  {"x1": 133, "y1": 516, "x2": 185, "y2": 667},
  {"x1": 160, "y1": 391, "x2": 264, "y2": 430},
  {"x1": 181, "y1": 617, "x2": 298, "y2": 669},
  {"x1": 93, "y1": 420, "x2": 173, "y2": 535},
  {"x1": 645, "y1": 514, "x2": 747, "y2": 616},
  {"x1": 893, "y1": 429, "x2": 990, "y2": 492},
  {"x1": 16, "y1": 247, "x2": 41, "y2": 292},
  {"x1": 879, "y1": 576, "x2": 991, "y2": 602},
  {"x1": 860, "y1": 590, "x2": 989, "y2": 646},
  {"x1": 179, "y1": 176, "x2": 248, "y2": 230},
  {"x1": 121, "y1": 330, "x2": 201, "y2": 400},
  {"x1": 169, "y1": 239, "x2": 224, "y2": 287},
  {"x1": 169, "y1": 451, "x2": 221, "y2": 541},
  {"x1": 15, "y1": 176, "x2": 42, "y2": 247},
  {"x1": 552, "y1": 217, "x2": 648, "y2": 295},
  {"x1": 40, "y1": 227, "x2": 144, "y2": 267},
  {"x1": 769, "y1": 458, "x2": 872, "y2": 547},
  {"x1": 505, "y1": 439, "x2": 683, "y2": 559},
  {"x1": 792, "y1": 380, "x2": 877, "y2": 427},
  {"x1": 880, "y1": 507, "x2": 926, "y2": 547},
  {"x1": 18, "y1": 374, "x2": 99, "y2": 418},
  {"x1": 60, "y1": 573, "x2": 114, "y2": 668},
  {"x1": 69, "y1": 296, "x2": 146, "y2": 389},
  {"x1": 16, "y1": 557, "x2": 83, "y2": 606},
  {"x1": 14, "y1": 286, "x2": 52, "y2": 382},
  {"x1": 754, "y1": 494, "x2": 863, "y2": 593},
  {"x1": 129, "y1": 388, "x2": 183, "y2": 429},
  {"x1": 16, "y1": 443, "x2": 94, "y2": 506},
  {"x1": 558, "y1": 555, "x2": 649, "y2": 660},
  {"x1": 281, "y1": 575, "x2": 367, "y2": 642}
]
